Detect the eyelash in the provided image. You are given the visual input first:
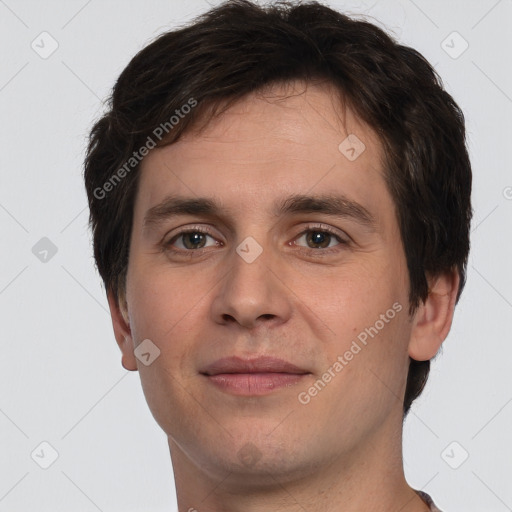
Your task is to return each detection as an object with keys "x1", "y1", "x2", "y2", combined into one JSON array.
[{"x1": 162, "y1": 224, "x2": 349, "y2": 257}]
